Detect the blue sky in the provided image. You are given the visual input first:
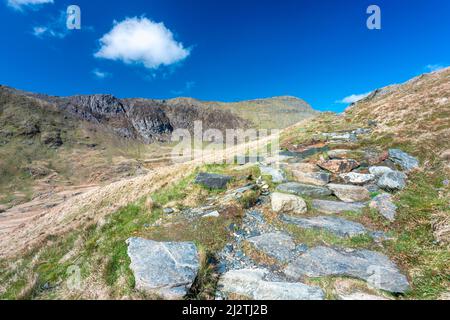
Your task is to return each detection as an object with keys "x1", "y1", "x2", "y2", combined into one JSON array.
[{"x1": 0, "y1": 0, "x2": 449, "y2": 112}]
